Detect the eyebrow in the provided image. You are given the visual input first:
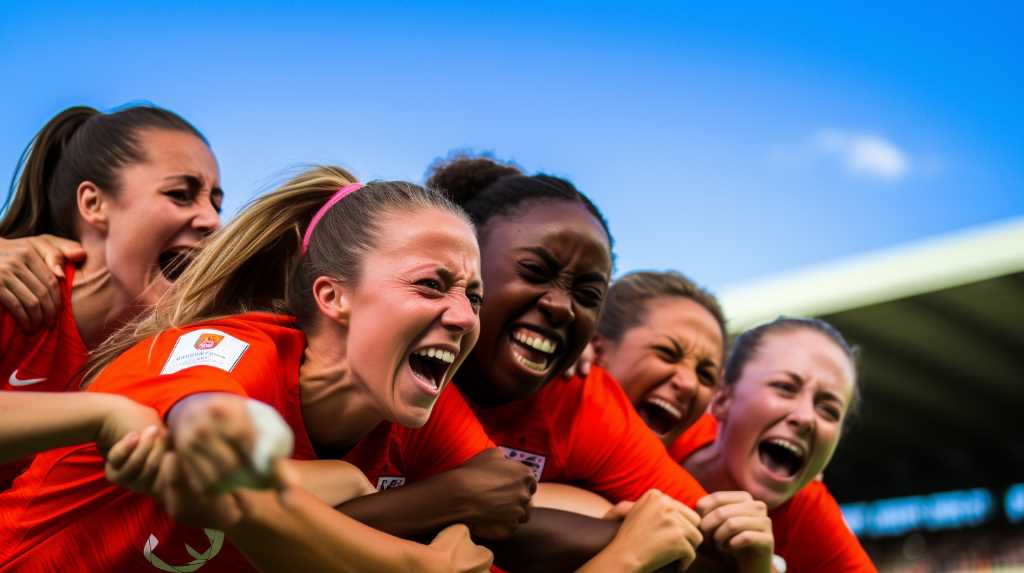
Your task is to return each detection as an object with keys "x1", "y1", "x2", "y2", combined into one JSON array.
[
  {"x1": 164, "y1": 174, "x2": 224, "y2": 200},
  {"x1": 435, "y1": 267, "x2": 482, "y2": 292},
  {"x1": 781, "y1": 371, "x2": 806, "y2": 386},
  {"x1": 522, "y1": 246, "x2": 609, "y2": 283},
  {"x1": 781, "y1": 370, "x2": 845, "y2": 404},
  {"x1": 658, "y1": 335, "x2": 684, "y2": 356}
]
